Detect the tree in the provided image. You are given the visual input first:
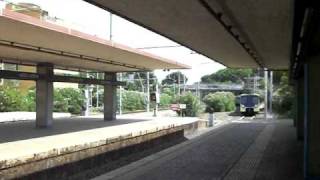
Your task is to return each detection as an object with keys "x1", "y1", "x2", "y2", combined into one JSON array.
[
  {"x1": 272, "y1": 71, "x2": 294, "y2": 117},
  {"x1": 162, "y1": 71, "x2": 188, "y2": 85},
  {"x1": 201, "y1": 68, "x2": 253, "y2": 84}
]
